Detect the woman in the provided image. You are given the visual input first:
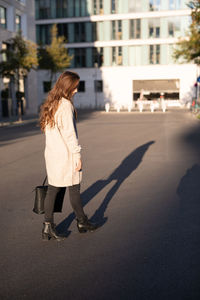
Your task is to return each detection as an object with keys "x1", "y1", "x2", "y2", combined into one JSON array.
[{"x1": 40, "y1": 71, "x2": 97, "y2": 241}]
